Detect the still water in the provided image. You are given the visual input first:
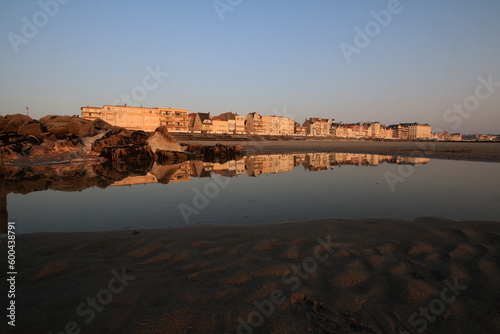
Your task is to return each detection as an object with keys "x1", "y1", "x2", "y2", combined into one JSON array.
[{"x1": 5, "y1": 152, "x2": 500, "y2": 233}]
